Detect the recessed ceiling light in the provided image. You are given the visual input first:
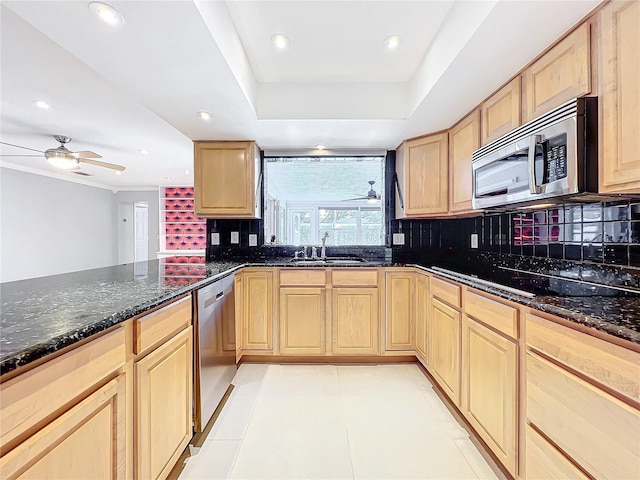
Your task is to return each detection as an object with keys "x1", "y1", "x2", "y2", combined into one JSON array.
[
  {"x1": 115, "y1": 171, "x2": 122, "y2": 175},
  {"x1": 315, "y1": 144, "x2": 326, "y2": 150},
  {"x1": 89, "y1": 2, "x2": 124, "y2": 26},
  {"x1": 165, "y1": 176, "x2": 171, "y2": 180},
  {"x1": 140, "y1": 149, "x2": 148, "y2": 155},
  {"x1": 271, "y1": 33, "x2": 290, "y2": 49},
  {"x1": 197, "y1": 111, "x2": 212, "y2": 121},
  {"x1": 33, "y1": 100, "x2": 50, "y2": 109},
  {"x1": 184, "y1": 170, "x2": 190, "y2": 175},
  {"x1": 383, "y1": 35, "x2": 401, "y2": 49}
]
